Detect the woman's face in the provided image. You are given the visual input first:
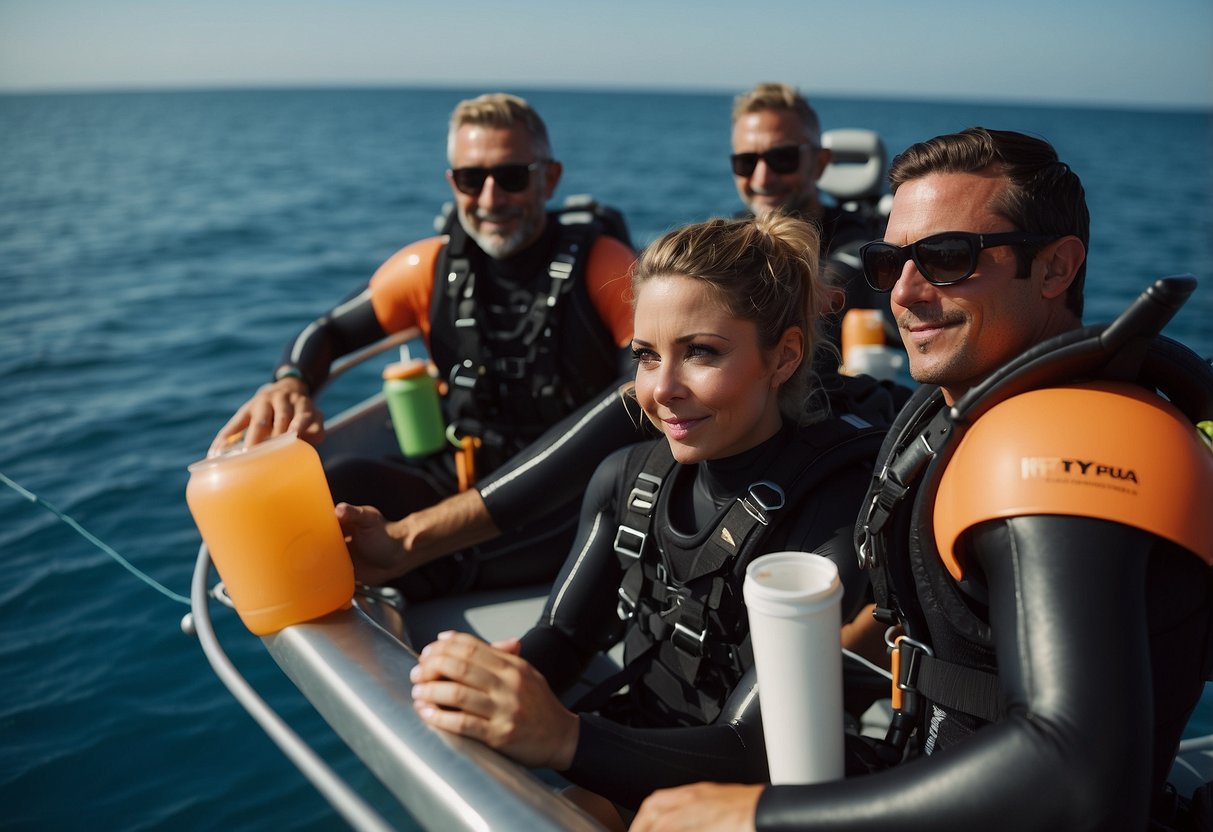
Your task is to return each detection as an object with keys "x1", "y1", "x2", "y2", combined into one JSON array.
[{"x1": 632, "y1": 274, "x2": 801, "y2": 464}]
